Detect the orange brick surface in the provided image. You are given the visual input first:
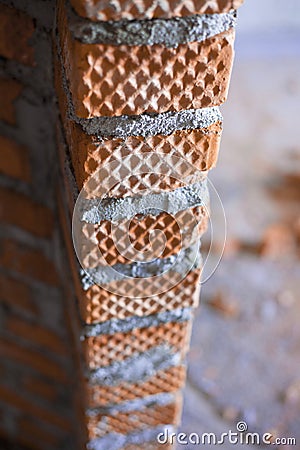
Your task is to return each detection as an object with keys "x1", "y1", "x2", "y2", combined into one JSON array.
[
  {"x1": 55, "y1": 44, "x2": 218, "y2": 197},
  {"x1": 0, "y1": 135, "x2": 31, "y2": 181},
  {"x1": 0, "y1": 4, "x2": 35, "y2": 65},
  {"x1": 0, "y1": 77, "x2": 23, "y2": 125},
  {"x1": 71, "y1": 0, "x2": 243, "y2": 21},
  {"x1": 81, "y1": 207, "x2": 207, "y2": 267},
  {"x1": 58, "y1": 4, "x2": 235, "y2": 118},
  {"x1": 87, "y1": 398, "x2": 181, "y2": 438},
  {"x1": 83, "y1": 321, "x2": 191, "y2": 369},
  {"x1": 86, "y1": 365, "x2": 186, "y2": 408},
  {"x1": 69, "y1": 124, "x2": 220, "y2": 197},
  {"x1": 80, "y1": 269, "x2": 201, "y2": 324}
]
